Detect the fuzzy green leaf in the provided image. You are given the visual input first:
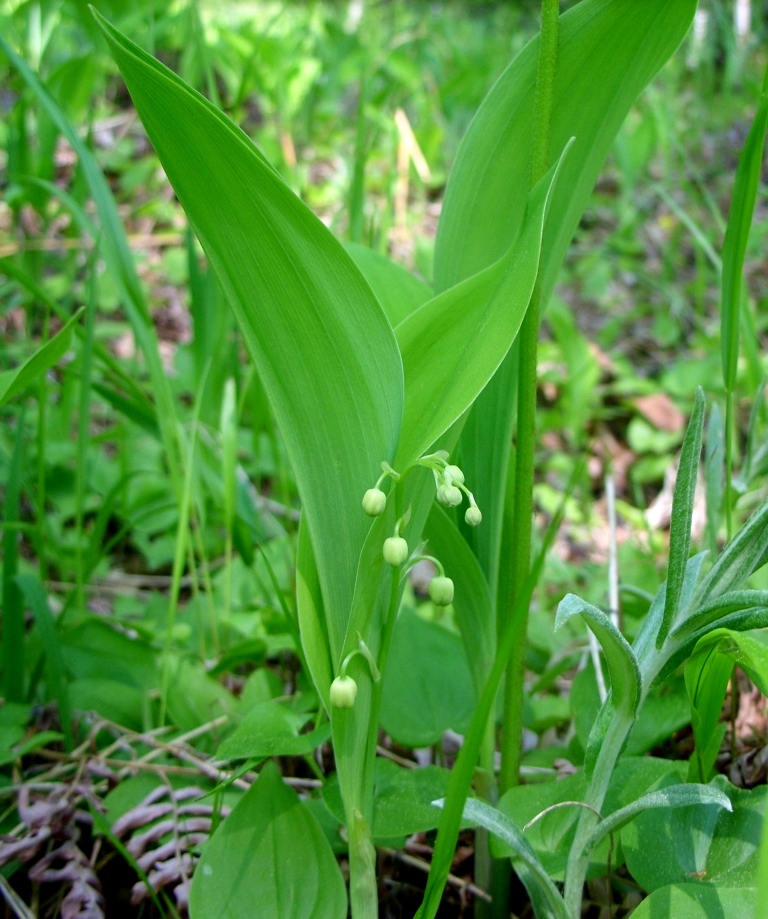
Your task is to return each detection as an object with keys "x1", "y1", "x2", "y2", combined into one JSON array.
[
  {"x1": 658, "y1": 388, "x2": 706, "y2": 647},
  {"x1": 556, "y1": 594, "x2": 641, "y2": 715},
  {"x1": 582, "y1": 784, "x2": 732, "y2": 860},
  {"x1": 450, "y1": 797, "x2": 569, "y2": 919}
]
